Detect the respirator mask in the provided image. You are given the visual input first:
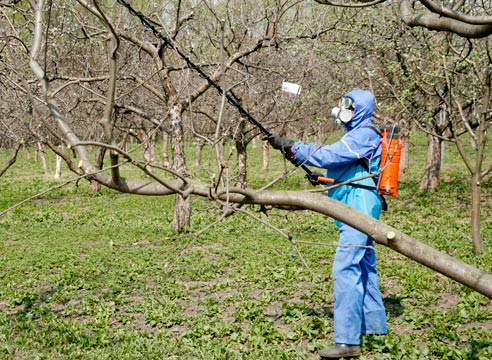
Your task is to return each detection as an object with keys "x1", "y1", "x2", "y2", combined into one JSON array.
[{"x1": 331, "y1": 97, "x2": 354, "y2": 125}]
